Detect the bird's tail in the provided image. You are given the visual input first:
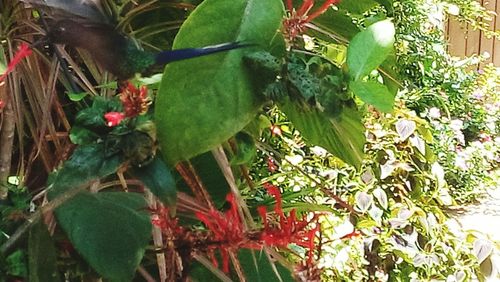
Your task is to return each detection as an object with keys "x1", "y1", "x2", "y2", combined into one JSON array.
[{"x1": 155, "y1": 42, "x2": 253, "y2": 65}]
